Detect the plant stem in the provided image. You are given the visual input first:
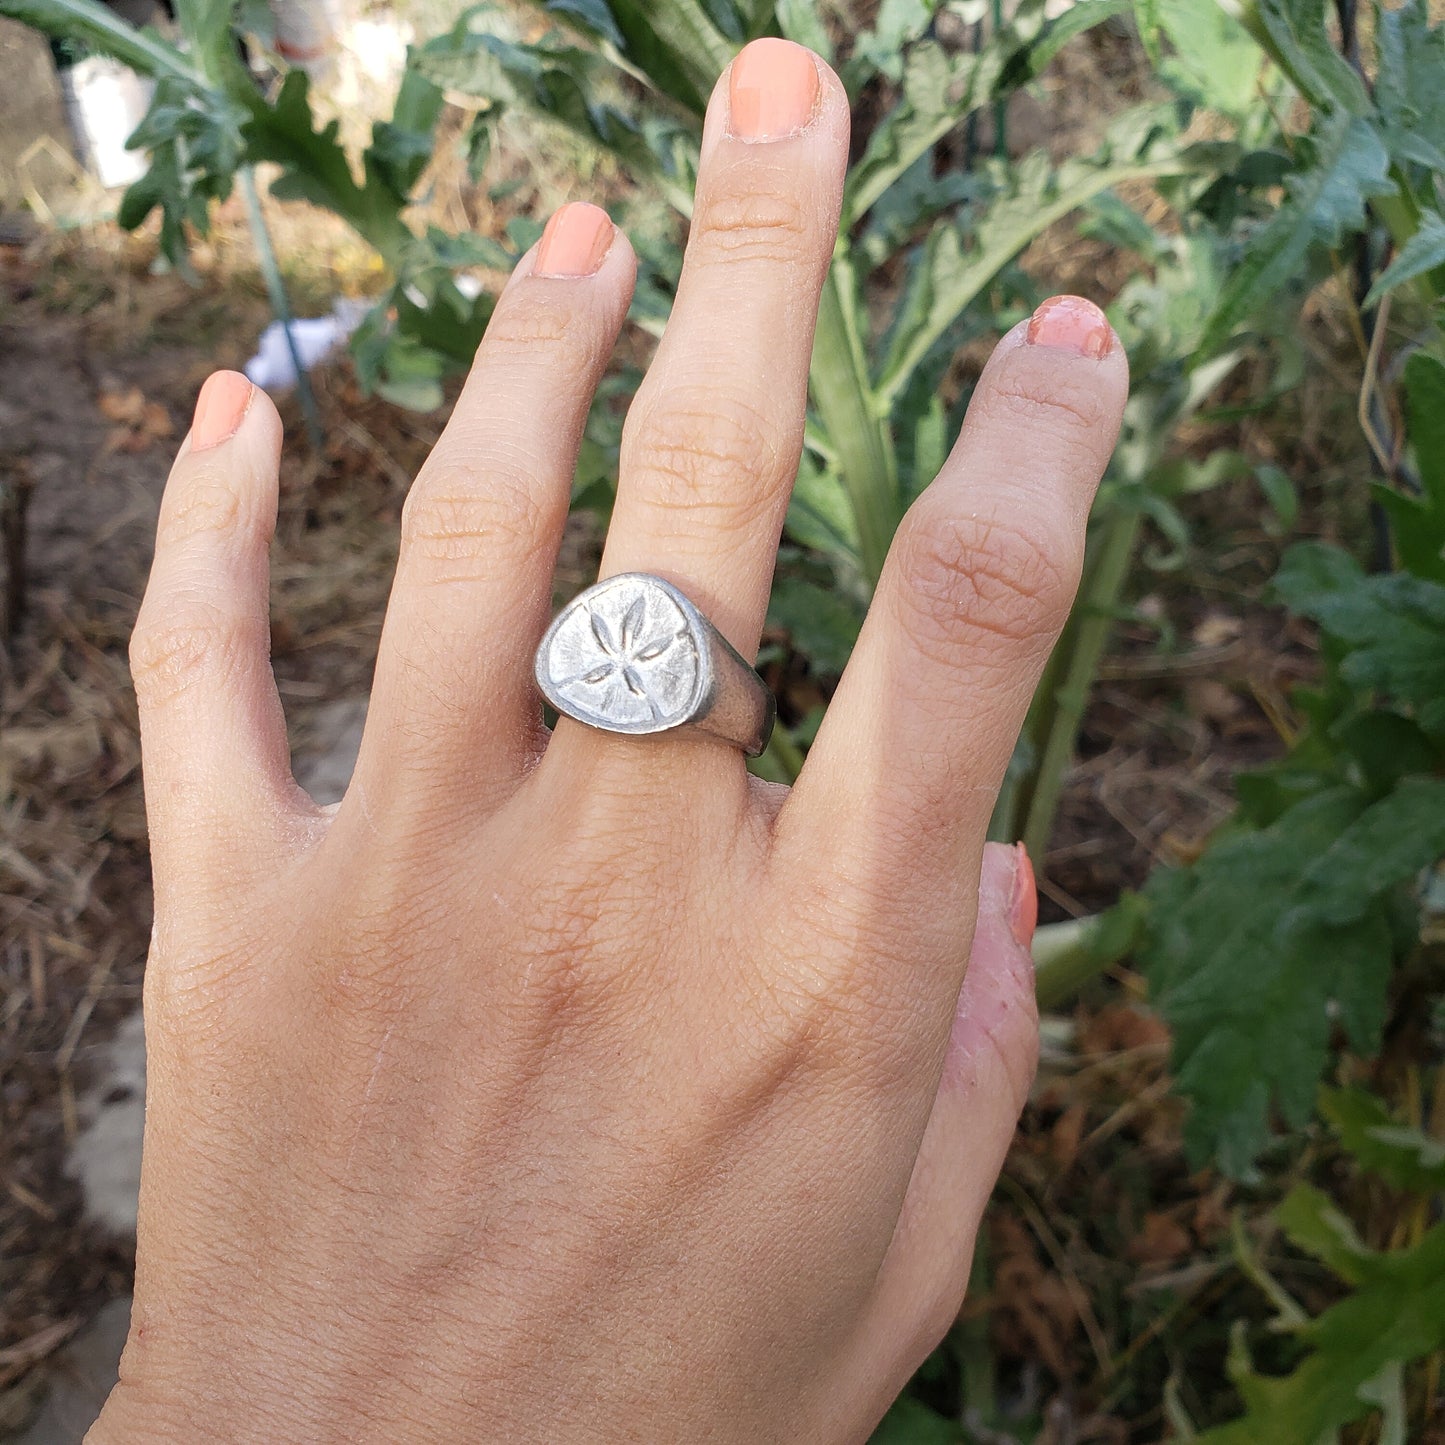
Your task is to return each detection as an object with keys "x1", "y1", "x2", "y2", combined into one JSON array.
[
  {"x1": 240, "y1": 169, "x2": 324, "y2": 451},
  {"x1": 1018, "y1": 502, "x2": 1142, "y2": 864},
  {"x1": 1032, "y1": 911, "x2": 1139, "y2": 1011},
  {"x1": 809, "y1": 255, "x2": 899, "y2": 589}
]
